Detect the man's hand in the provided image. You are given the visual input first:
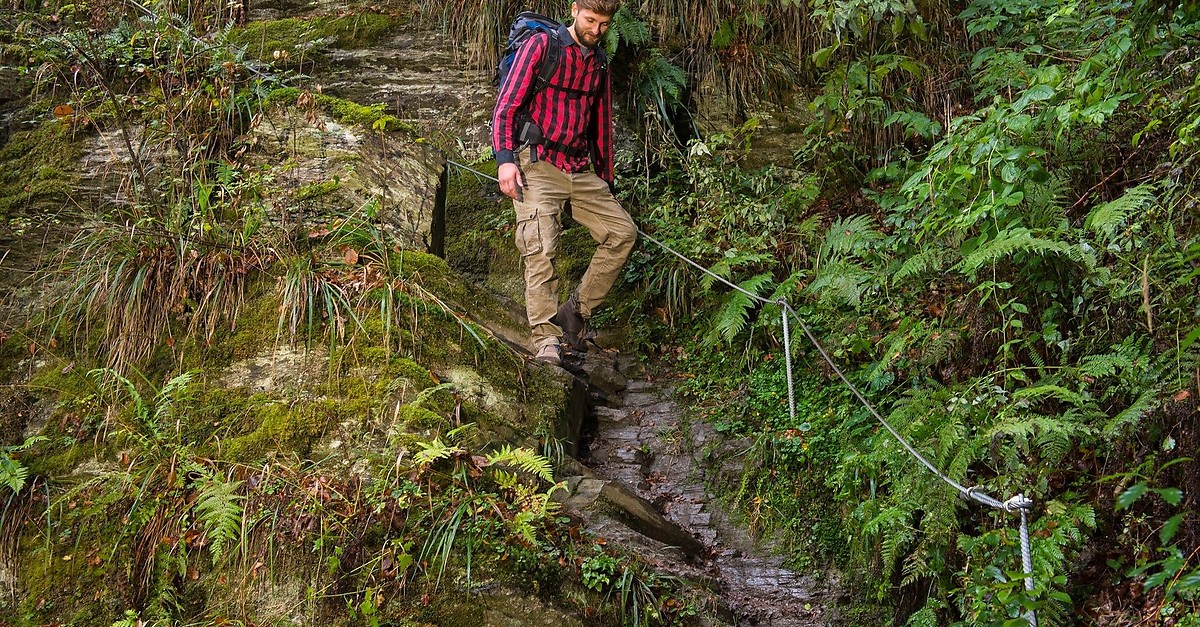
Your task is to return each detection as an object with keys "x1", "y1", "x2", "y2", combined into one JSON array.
[{"x1": 498, "y1": 163, "x2": 525, "y2": 201}]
